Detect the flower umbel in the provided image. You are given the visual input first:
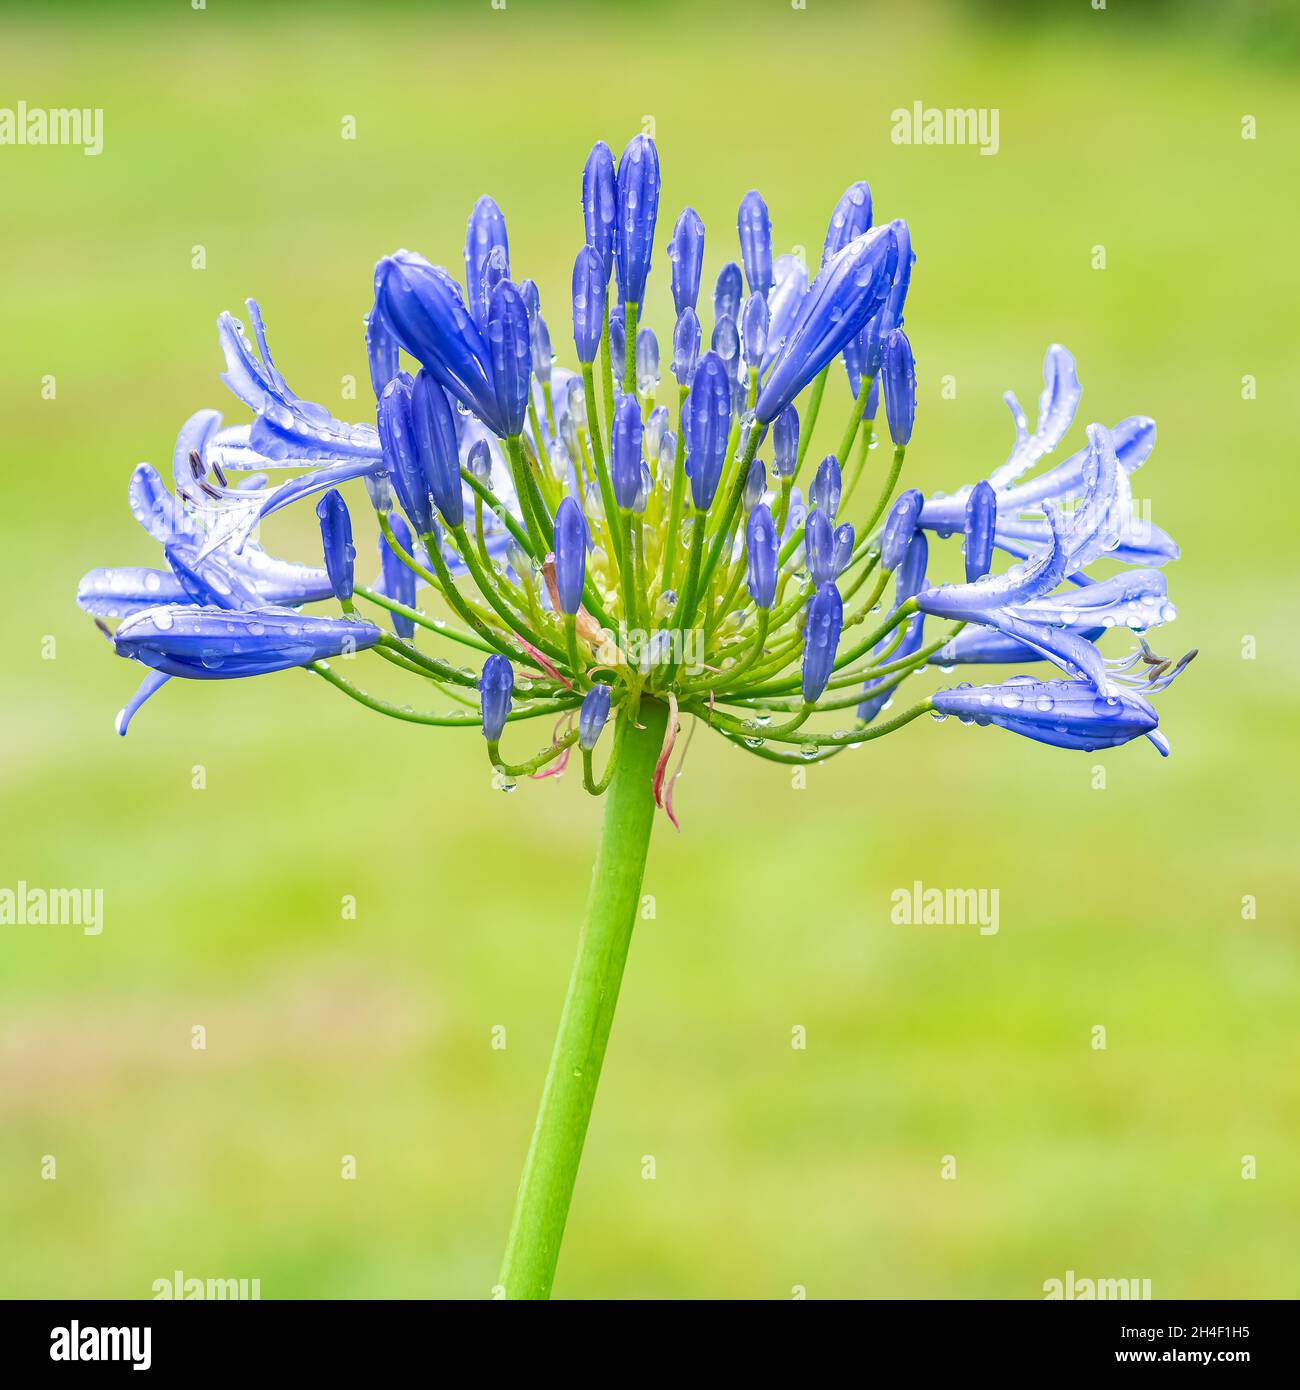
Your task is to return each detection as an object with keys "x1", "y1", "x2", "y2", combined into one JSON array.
[{"x1": 78, "y1": 132, "x2": 1194, "y2": 1306}]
